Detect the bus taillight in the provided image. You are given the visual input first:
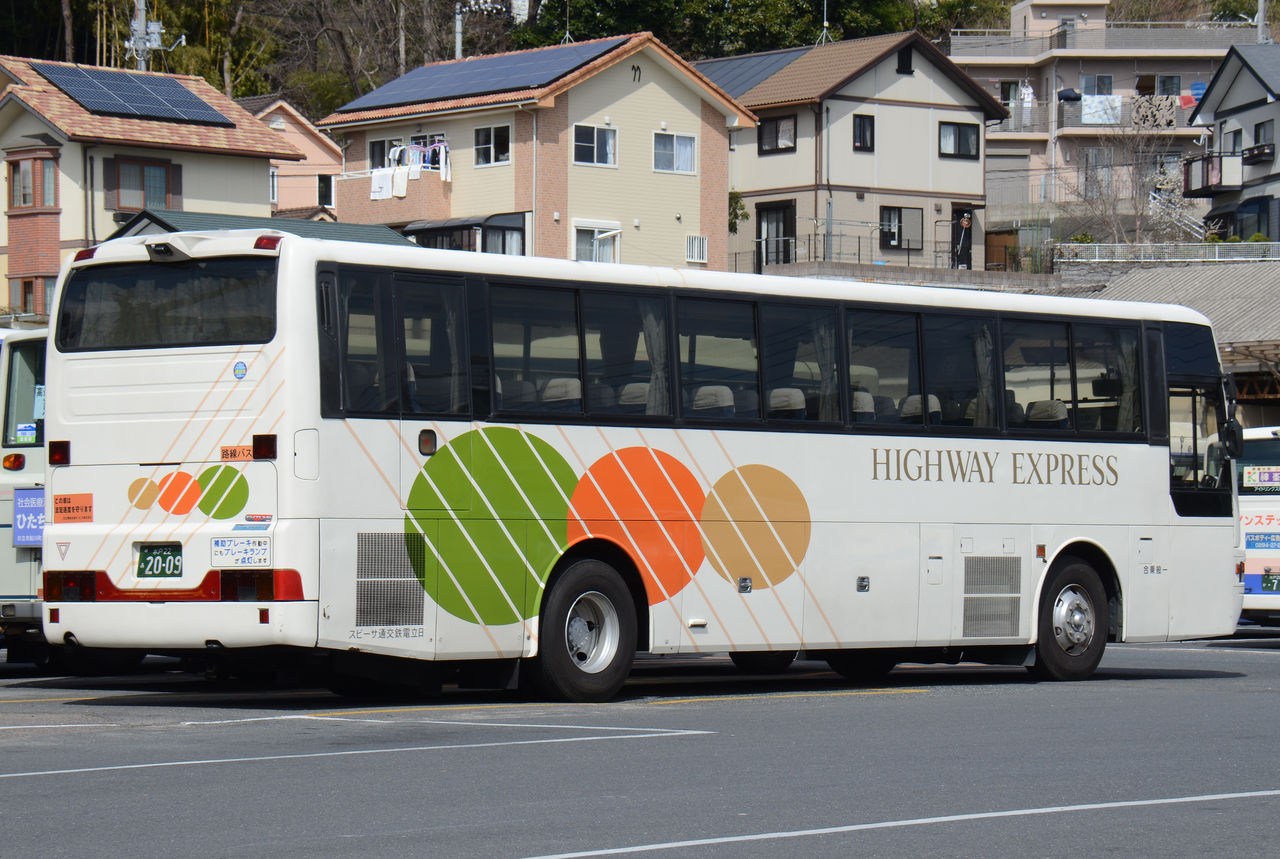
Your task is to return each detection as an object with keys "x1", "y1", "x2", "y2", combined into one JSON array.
[
  {"x1": 252, "y1": 434, "x2": 277, "y2": 460},
  {"x1": 219, "y1": 570, "x2": 302, "y2": 601},
  {"x1": 254, "y1": 235, "x2": 283, "y2": 250},
  {"x1": 2, "y1": 453, "x2": 24, "y2": 470},
  {"x1": 44, "y1": 571, "x2": 98, "y2": 602},
  {"x1": 73, "y1": 247, "x2": 96, "y2": 262},
  {"x1": 49, "y1": 440, "x2": 70, "y2": 465}
]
